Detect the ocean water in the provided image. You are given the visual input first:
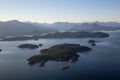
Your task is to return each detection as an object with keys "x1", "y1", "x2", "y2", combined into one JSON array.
[{"x1": 0, "y1": 31, "x2": 120, "y2": 80}]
